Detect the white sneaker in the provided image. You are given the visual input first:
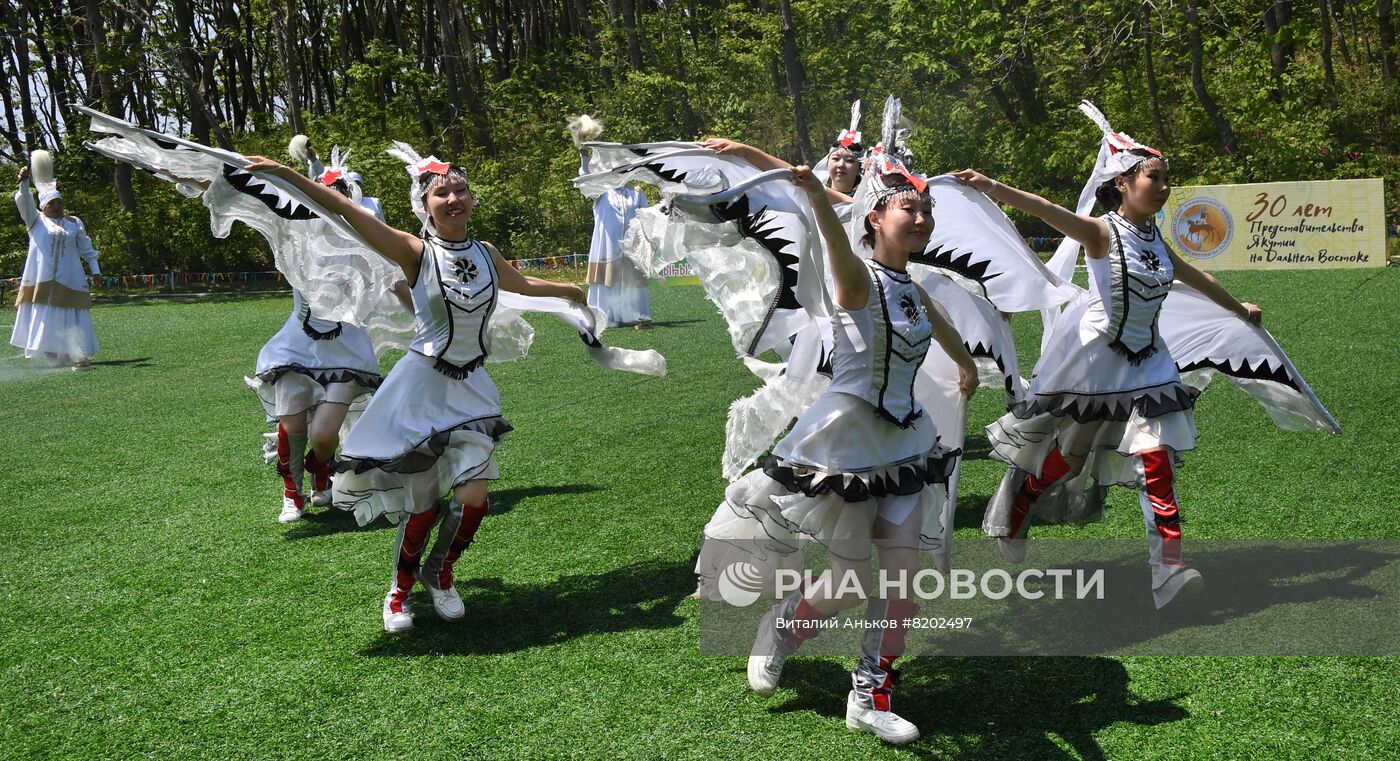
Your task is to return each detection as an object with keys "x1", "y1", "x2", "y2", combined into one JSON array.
[
  {"x1": 310, "y1": 489, "x2": 333, "y2": 507},
  {"x1": 748, "y1": 652, "x2": 787, "y2": 697},
  {"x1": 277, "y1": 496, "x2": 306, "y2": 523},
  {"x1": 1153, "y1": 567, "x2": 1204, "y2": 610},
  {"x1": 382, "y1": 591, "x2": 414, "y2": 633},
  {"x1": 420, "y1": 578, "x2": 466, "y2": 621},
  {"x1": 846, "y1": 690, "x2": 920, "y2": 745}
]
